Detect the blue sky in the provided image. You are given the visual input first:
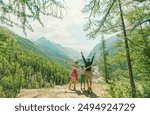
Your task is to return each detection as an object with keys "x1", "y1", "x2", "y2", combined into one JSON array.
[{"x1": 2, "y1": 0, "x2": 113, "y2": 55}]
